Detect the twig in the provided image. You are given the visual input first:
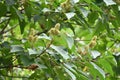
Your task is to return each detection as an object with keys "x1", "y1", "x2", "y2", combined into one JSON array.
[
  {"x1": 35, "y1": 40, "x2": 53, "y2": 58},
  {"x1": 0, "y1": 18, "x2": 10, "y2": 35},
  {"x1": 3, "y1": 23, "x2": 19, "y2": 34},
  {"x1": 0, "y1": 65, "x2": 26, "y2": 69},
  {"x1": 1, "y1": 74, "x2": 28, "y2": 78},
  {"x1": 35, "y1": 29, "x2": 48, "y2": 36}
]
